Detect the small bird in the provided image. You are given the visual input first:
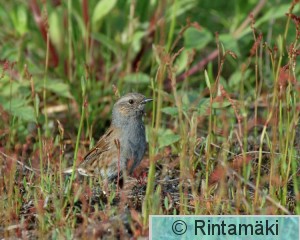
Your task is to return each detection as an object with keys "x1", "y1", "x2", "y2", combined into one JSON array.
[{"x1": 66, "y1": 92, "x2": 152, "y2": 180}]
